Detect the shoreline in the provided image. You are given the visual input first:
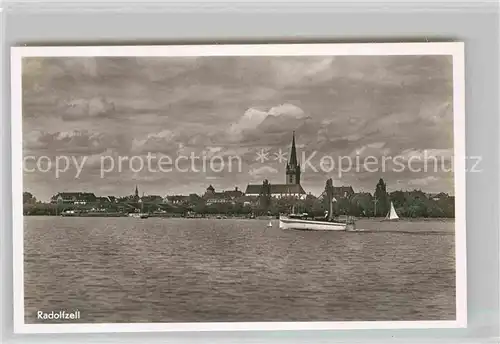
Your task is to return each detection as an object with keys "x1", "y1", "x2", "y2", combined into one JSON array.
[{"x1": 23, "y1": 214, "x2": 455, "y2": 221}]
